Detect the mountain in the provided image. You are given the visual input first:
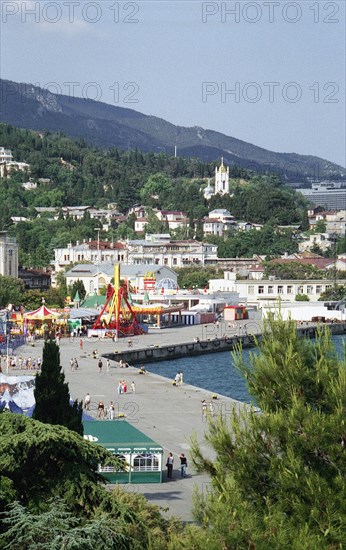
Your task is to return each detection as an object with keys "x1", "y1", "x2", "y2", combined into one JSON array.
[{"x1": 1, "y1": 79, "x2": 345, "y2": 181}]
